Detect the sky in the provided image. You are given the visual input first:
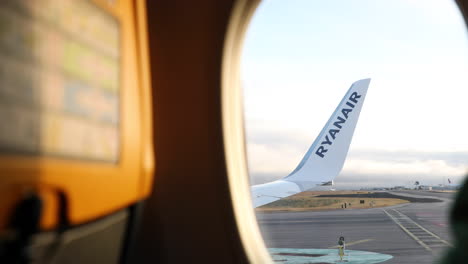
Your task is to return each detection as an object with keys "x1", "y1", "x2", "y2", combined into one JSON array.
[{"x1": 241, "y1": 0, "x2": 468, "y2": 189}]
